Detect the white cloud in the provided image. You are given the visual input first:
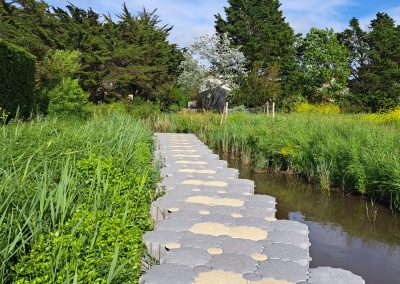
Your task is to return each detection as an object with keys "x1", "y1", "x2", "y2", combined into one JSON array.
[
  {"x1": 48, "y1": 0, "x2": 227, "y2": 47},
  {"x1": 52, "y1": 0, "x2": 400, "y2": 46},
  {"x1": 113, "y1": 0, "x2": 228, "y2": 47},
  {"x1": 281, "y1": 0, "x2": 352, "y2": 34}
]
